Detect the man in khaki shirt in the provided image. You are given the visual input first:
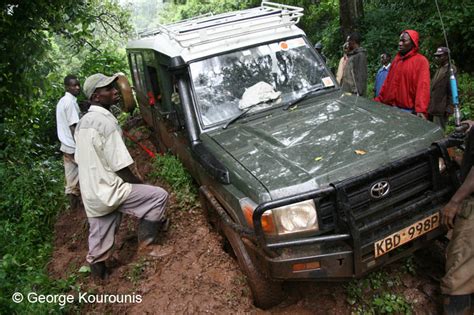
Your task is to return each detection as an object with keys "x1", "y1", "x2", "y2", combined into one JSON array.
[{"x1": 75, "y1": 73, "x2": 169, "y2": 279}]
